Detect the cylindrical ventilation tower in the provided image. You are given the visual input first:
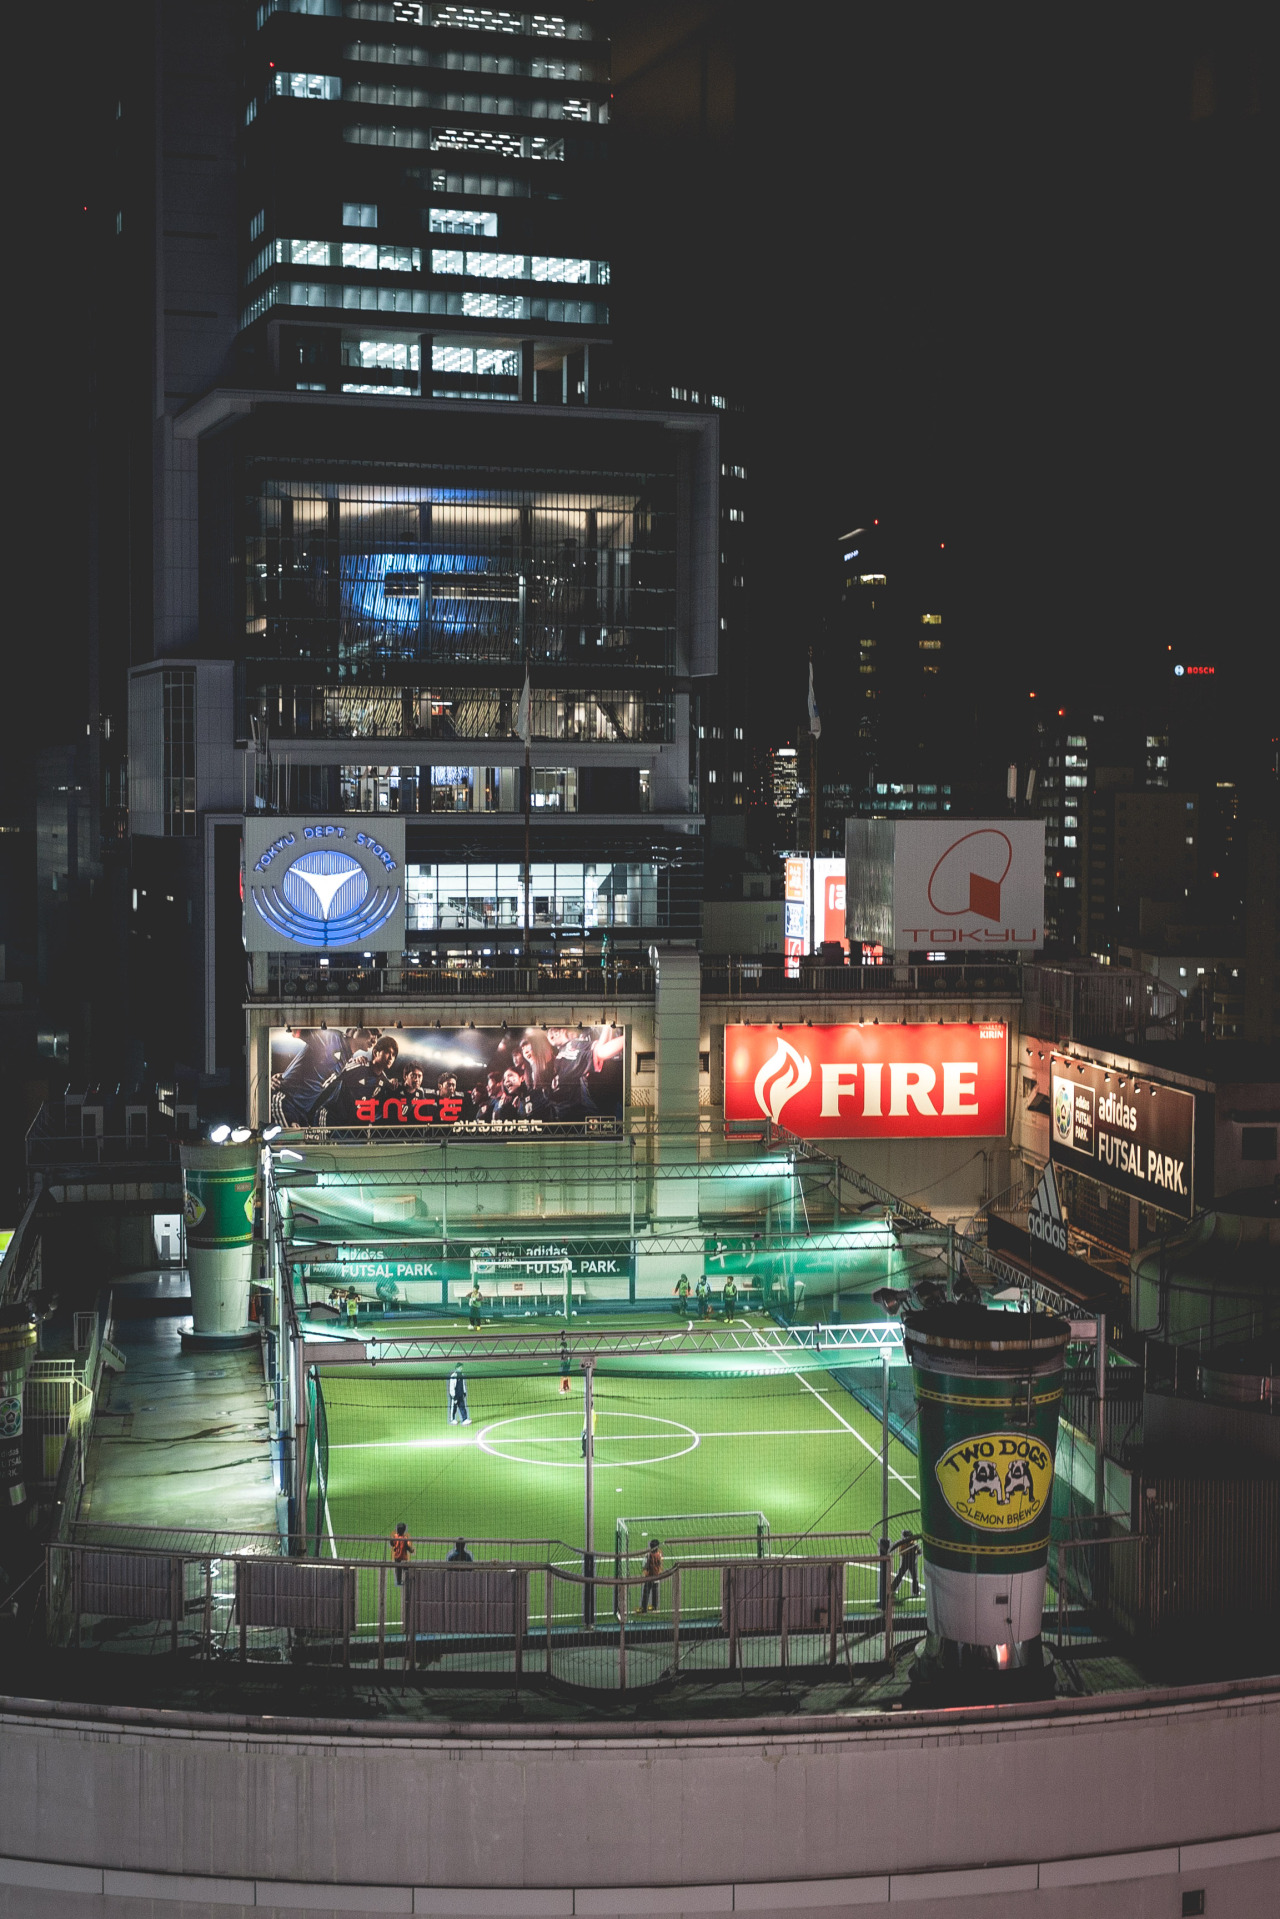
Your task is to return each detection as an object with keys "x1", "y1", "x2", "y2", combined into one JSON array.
[
  {"x1": 903, "y1": 1302, "x2": 1070, "y2": 1691},
  {"x1": 181, "y1": 1144, "x2": 258, "y2": 1348}
]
